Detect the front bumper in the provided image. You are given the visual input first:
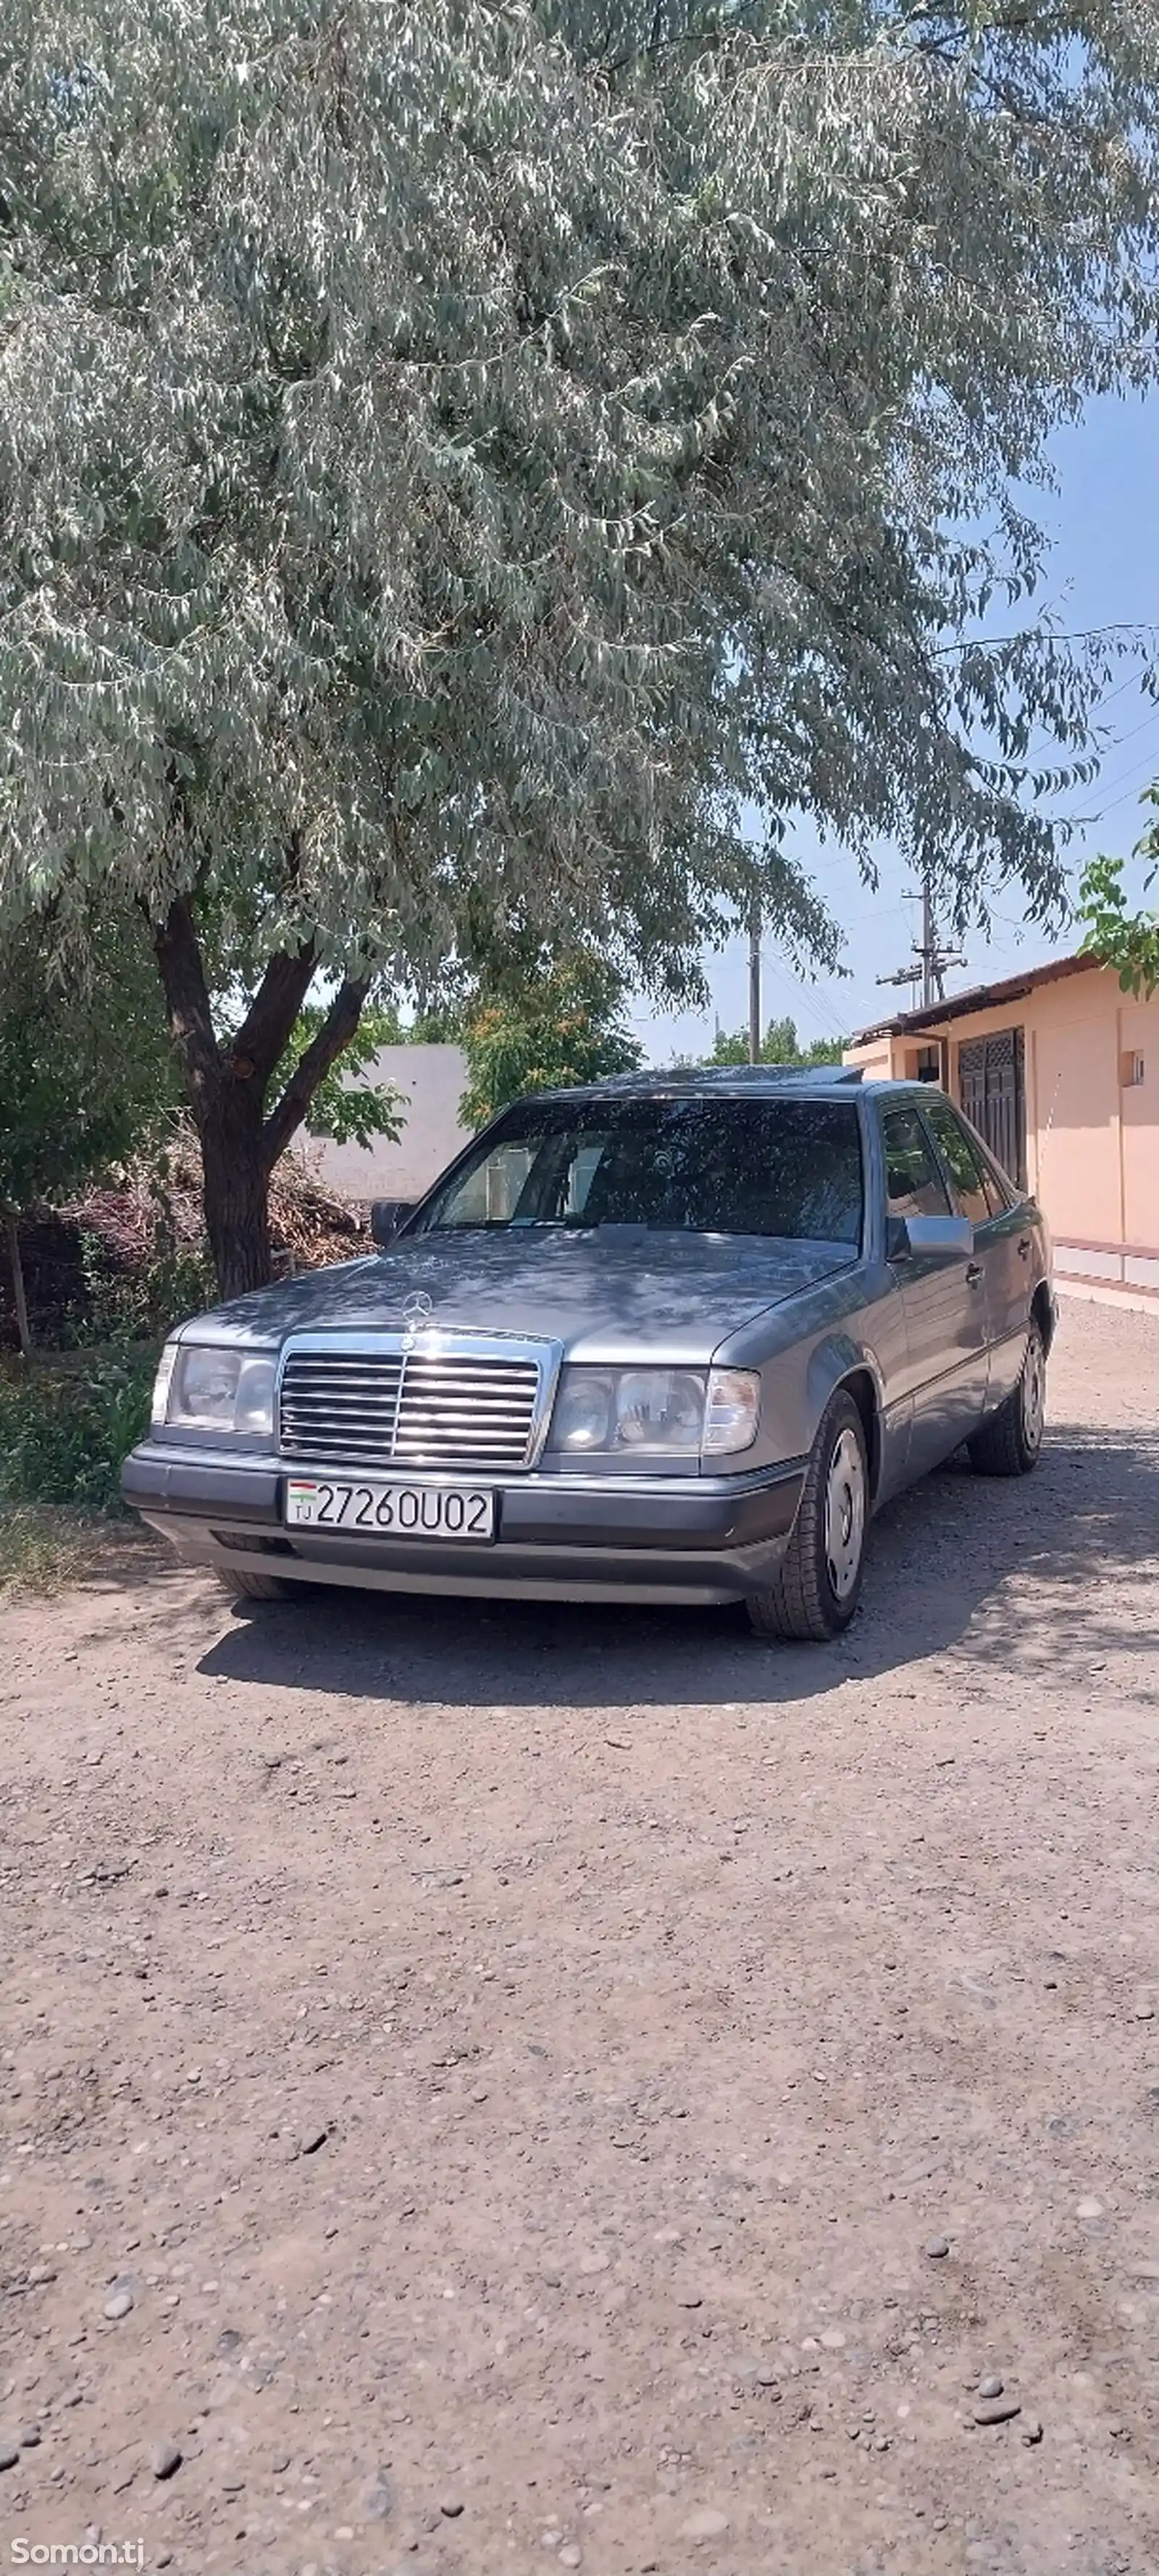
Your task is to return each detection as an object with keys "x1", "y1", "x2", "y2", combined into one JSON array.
[{"x1": 122, "y1": 1442, "x2": 806, "y2": 1607}]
